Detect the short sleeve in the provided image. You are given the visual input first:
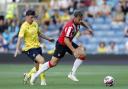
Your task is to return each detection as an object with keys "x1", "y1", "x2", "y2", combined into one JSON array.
[{"x1": 65, "y1": 26, "x2": 73, "y2": 37}]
